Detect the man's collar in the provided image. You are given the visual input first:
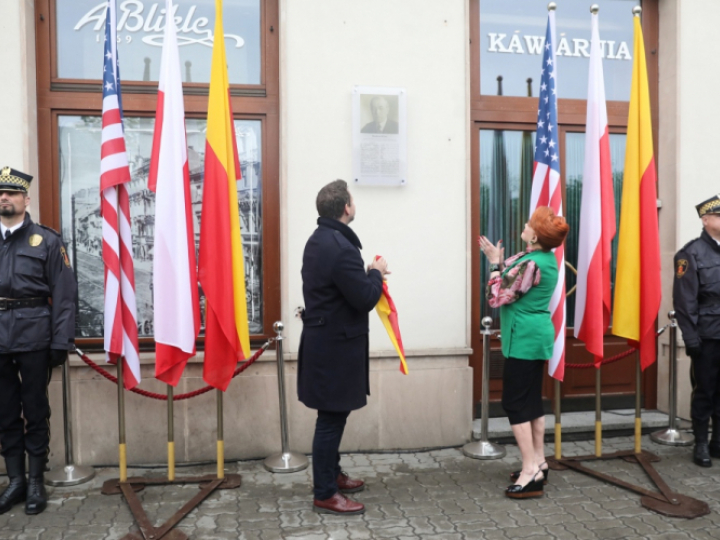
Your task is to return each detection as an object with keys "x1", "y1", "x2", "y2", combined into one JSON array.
[{"x1": 317, "y1": 217, "x2": 362, "y2": 249}]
